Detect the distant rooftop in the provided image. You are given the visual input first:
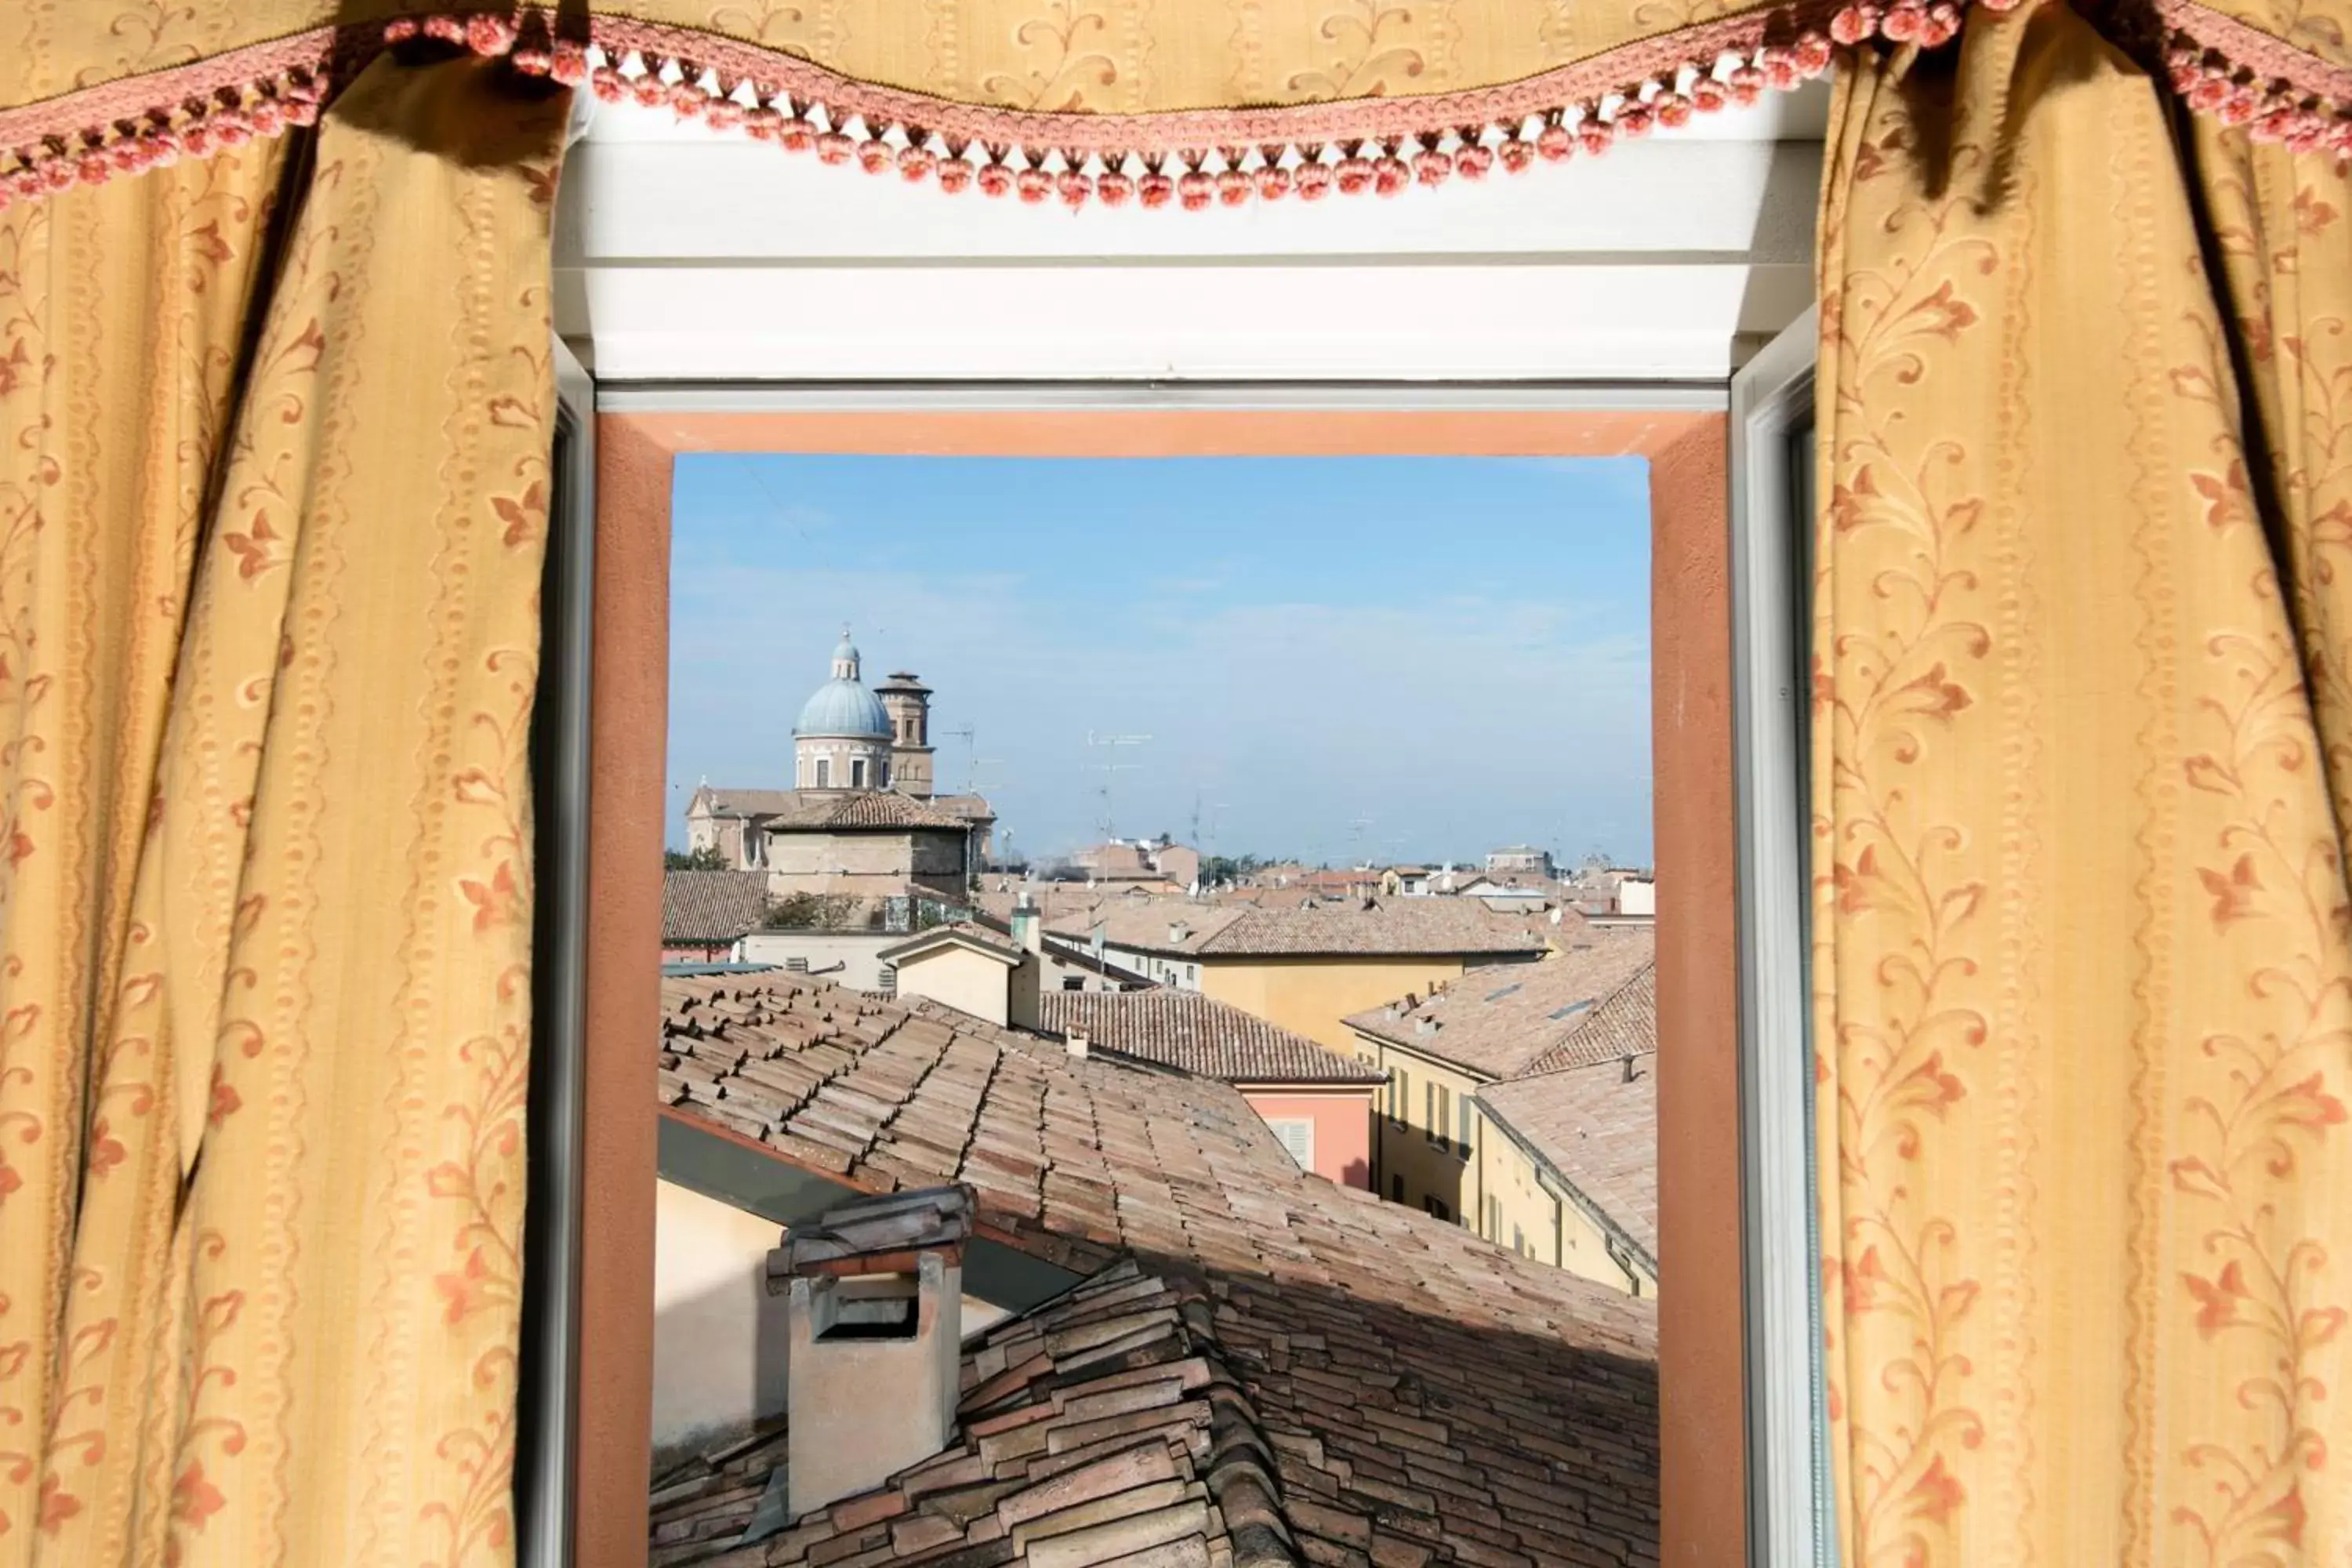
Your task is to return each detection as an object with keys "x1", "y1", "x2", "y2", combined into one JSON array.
[
  {"x1": 1036, "y1": 990, "x2": 1385, "y2": 1087},
  {"x1": 1051, "y1": 897, "x2": 1550, "y2": 960},
  {"x1": 1344, "y1": 930, "x2": 1656, "y2": 1080},
  {"x1": 662, "y1": 869, "x2": 769, "y2": 944}
]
